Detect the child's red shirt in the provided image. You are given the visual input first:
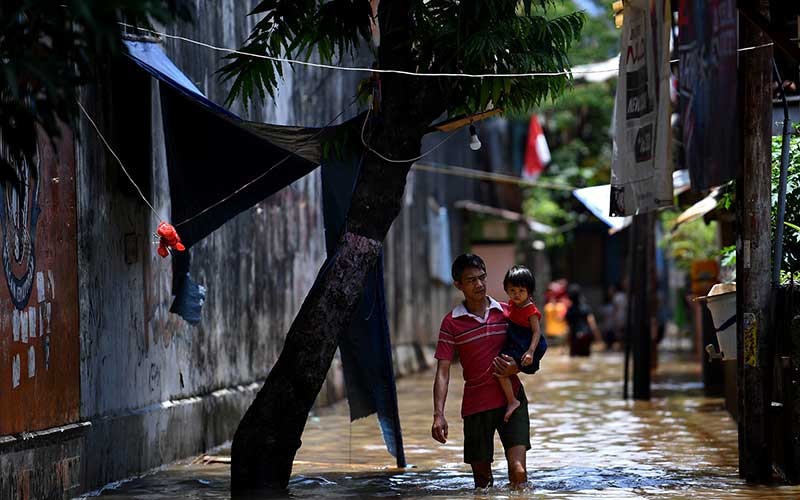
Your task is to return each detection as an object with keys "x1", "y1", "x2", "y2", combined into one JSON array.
[{"x1": 503, "y1": 301, "x2": 542, "y2": 328}]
